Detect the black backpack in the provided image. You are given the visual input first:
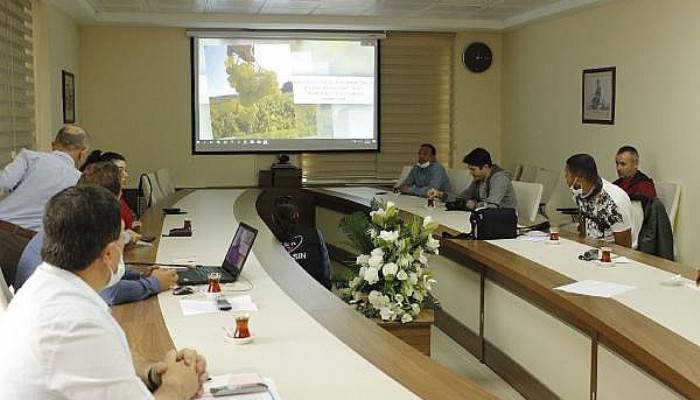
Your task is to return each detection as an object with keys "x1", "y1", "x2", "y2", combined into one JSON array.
[{"x1": 469, "y1": 207, "x2": 518, "y2": 240}]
